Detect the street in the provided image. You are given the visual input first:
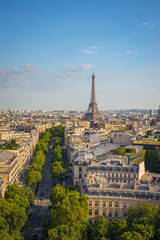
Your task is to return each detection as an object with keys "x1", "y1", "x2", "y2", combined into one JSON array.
[{"x1": 24, "y1": 140, "x2": 73, "y2": 240}]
